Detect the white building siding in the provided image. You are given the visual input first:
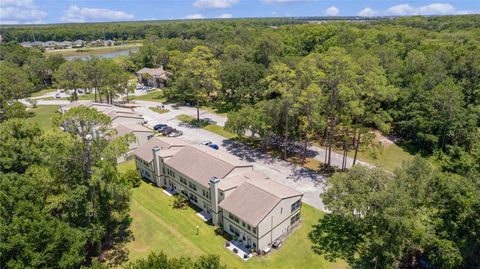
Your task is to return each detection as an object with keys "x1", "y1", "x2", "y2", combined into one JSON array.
[
  {"x1": 222, "y1": 210, "x2": 259, "y2": 250},
  {"x1": 256, "y1": 196, "x2": 302, "y2": 250}
]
